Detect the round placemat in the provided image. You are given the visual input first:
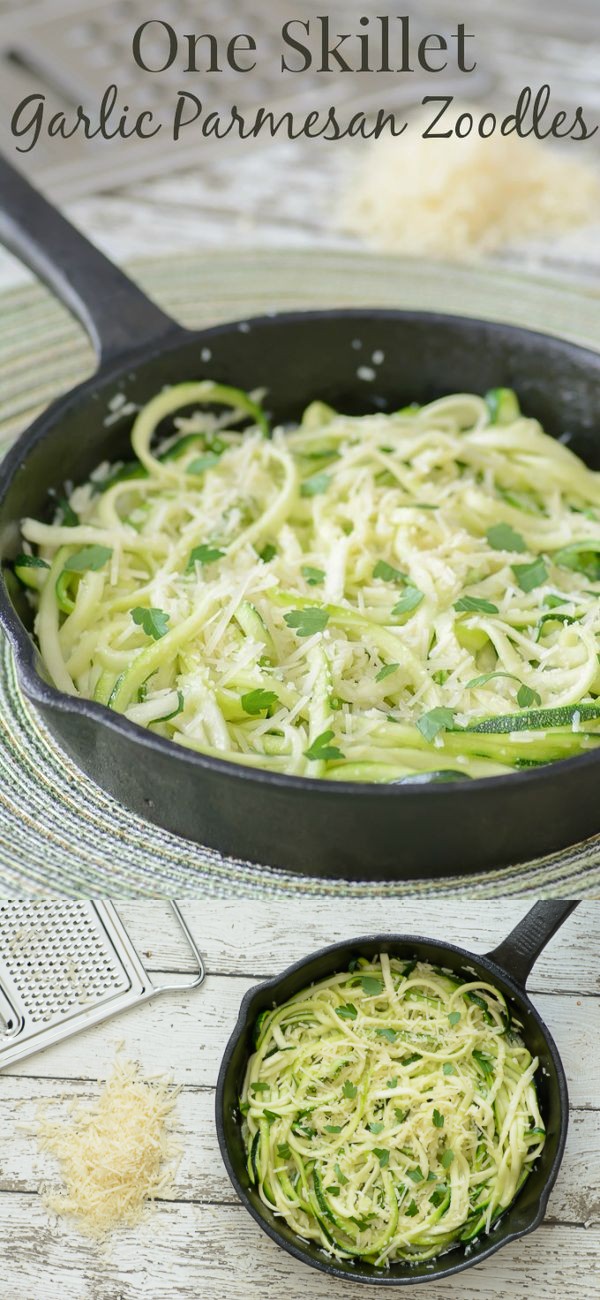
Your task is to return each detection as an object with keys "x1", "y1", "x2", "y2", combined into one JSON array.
[{"x1": 1, "y1": 249, "x2": 600, "y2": 898}]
